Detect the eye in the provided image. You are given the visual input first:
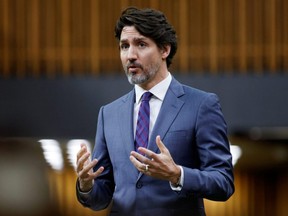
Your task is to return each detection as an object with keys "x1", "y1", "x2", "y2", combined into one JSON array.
[
  {"x1": 120, "y1": 43, "x2": 129, "y2": 50},
  {"x1": 138, "y1": 42, "x2": 147, "y2": 48}
]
